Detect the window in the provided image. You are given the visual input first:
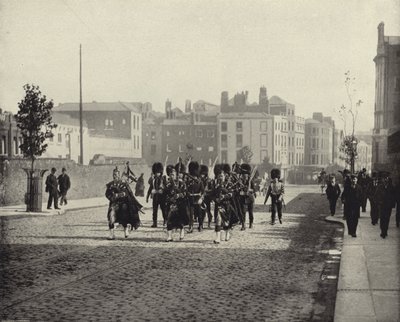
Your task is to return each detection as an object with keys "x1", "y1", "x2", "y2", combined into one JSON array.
[
  {"x1": 0, "y1": 136, "x2": 6, "y2": 155},
  {"x1": 49, "y1": 135, "x2": 53, "y2": 142},
  {"x1": 396, "y1": 77, "x2": 400, "y2": 92},
  {"x1": 105, "y1": 119, "x2": 109, "y2": 126},
  {"x1": 260, "y1": 134, "x2": 267, "y2": 147},
  {"x1": 221, "y1": 134, "x2": 227, "y2": 148},
  {"x1": 221, "y1": 122, "x2": 227, "y2": 132},
  {"x1": 179, "y1": 145, "x2": 183, "y2": 152},
  {"x1": 58, "y1": 133, "x2": 62, "y2": 143},
  {"x1": 236, "y1": 134, "x2": 242, "y2": 148},
  {"x1": 122, "y1": 118, "x2": 126, "y2": 125},
  {"x1": 196, "y1": 147, "x2": 202, "y2": 151},
  {"x1": 236, "y1": 122, "x2": 242, "y2": 132},
  {"x1": 207, "y1": 130, "x2": 215, "y2": 138},
  {"x1": 133, "y1": 116, "x2": 136, "y2": 129},
  {"x1": 260, "y1": 121, "x2": 267, "y2": 132},
  {"x1": 14, "y1": 137, "x2": 18, "y2": 155},
  {"x1": 166, "y1": 130, "x2": 170, "y2": 137},
  {"x1": 137, "y1": 116, "x2": 140, "y2": 130},
  {"x1": 208, "y1": 146, "x2": 214, "y2": 152},
  {"x1": 196, "y1": 130, "x2": 203, "y2": 138},
  {"x1": 260, "y1": 150, "x2": 267, "y2": 163},
  {"x1": 179, "y1": 130, "x2": 184, "y2": 136},
  {"x1": 221, "y1": 150, "x2": 228, "y2": 163},
  {"x1": 151, "y1": 131, "x2": 156, "y2": 140},
  {"x1": 134, "y1": 135, "x2": 136, "y2": 149},
  {"x1": 109, "y1": 119, "x2": 113, "y2": 127},
  {"x1": 166, "y1": 144, "x2": 171, "y2": 152},
  {"x1": 137, "y1": 136, "x2": 139, "y2": 149}
]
